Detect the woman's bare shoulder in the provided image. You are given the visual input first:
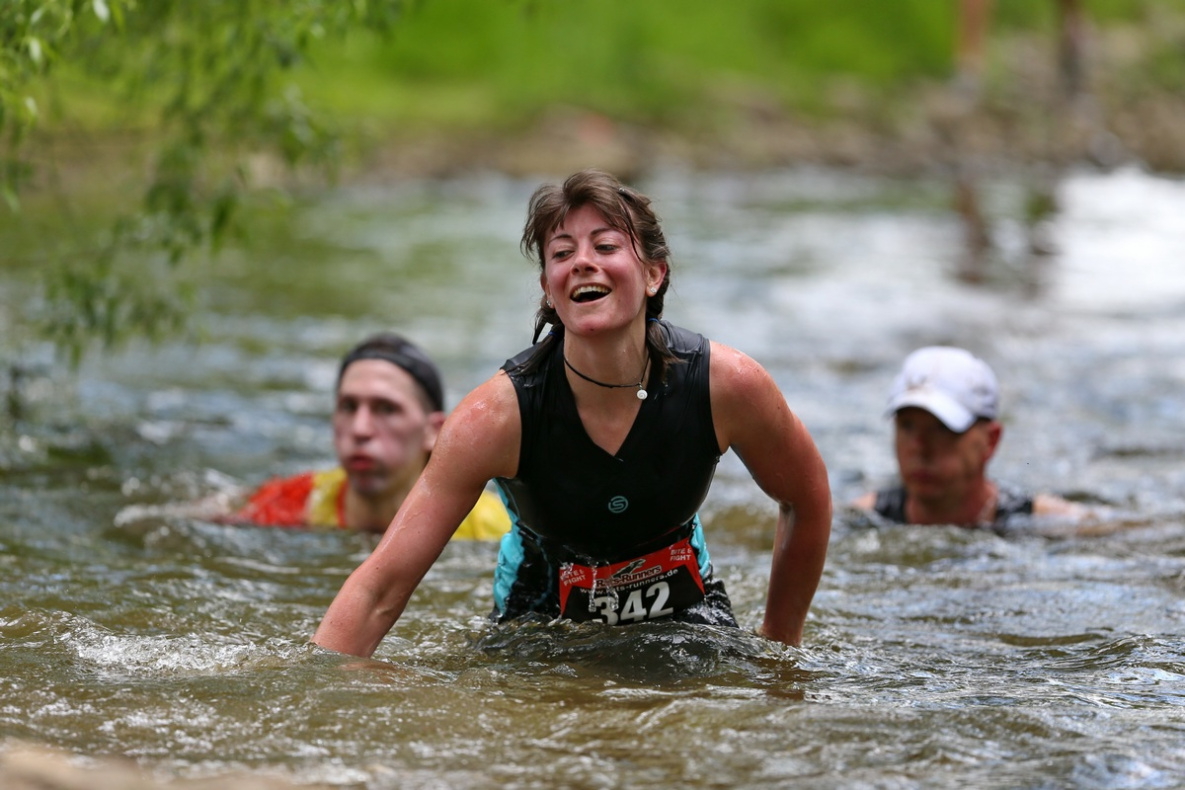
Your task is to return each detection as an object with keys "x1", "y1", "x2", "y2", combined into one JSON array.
[
  {"x1": 708, "y1": 341, "x2": 779, "y2": 403},
  {"x1": 435, "y1": 371, "x2": 521, "y2": 480}
]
